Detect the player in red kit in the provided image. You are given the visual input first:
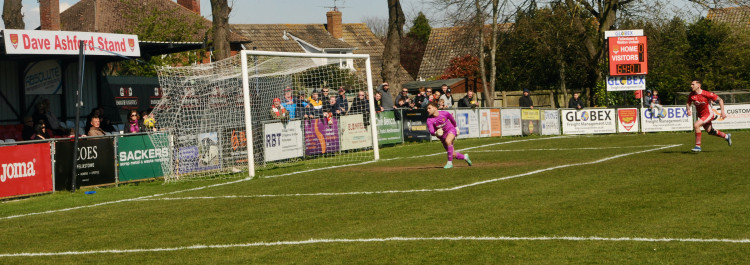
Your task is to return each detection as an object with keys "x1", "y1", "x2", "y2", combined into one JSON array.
[{"x1": 686, "y1": 79, "x2": 731, "y2": 152}]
